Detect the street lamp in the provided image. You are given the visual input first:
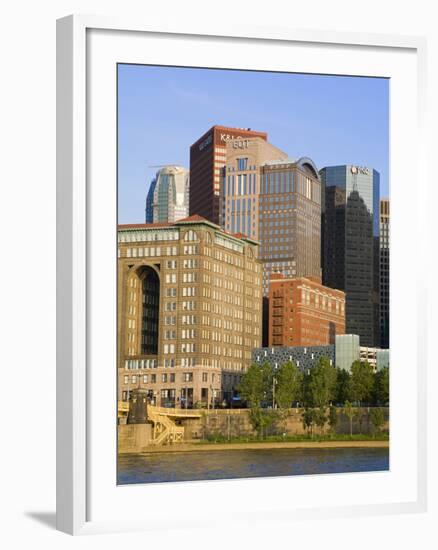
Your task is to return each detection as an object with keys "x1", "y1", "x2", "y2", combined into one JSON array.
[
  {"x1": 272, "y1": 376, "x2": 277, "y2": 409},
  {"x1": 210, "y1": 385, "x2": 215, "y2": 411}
]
